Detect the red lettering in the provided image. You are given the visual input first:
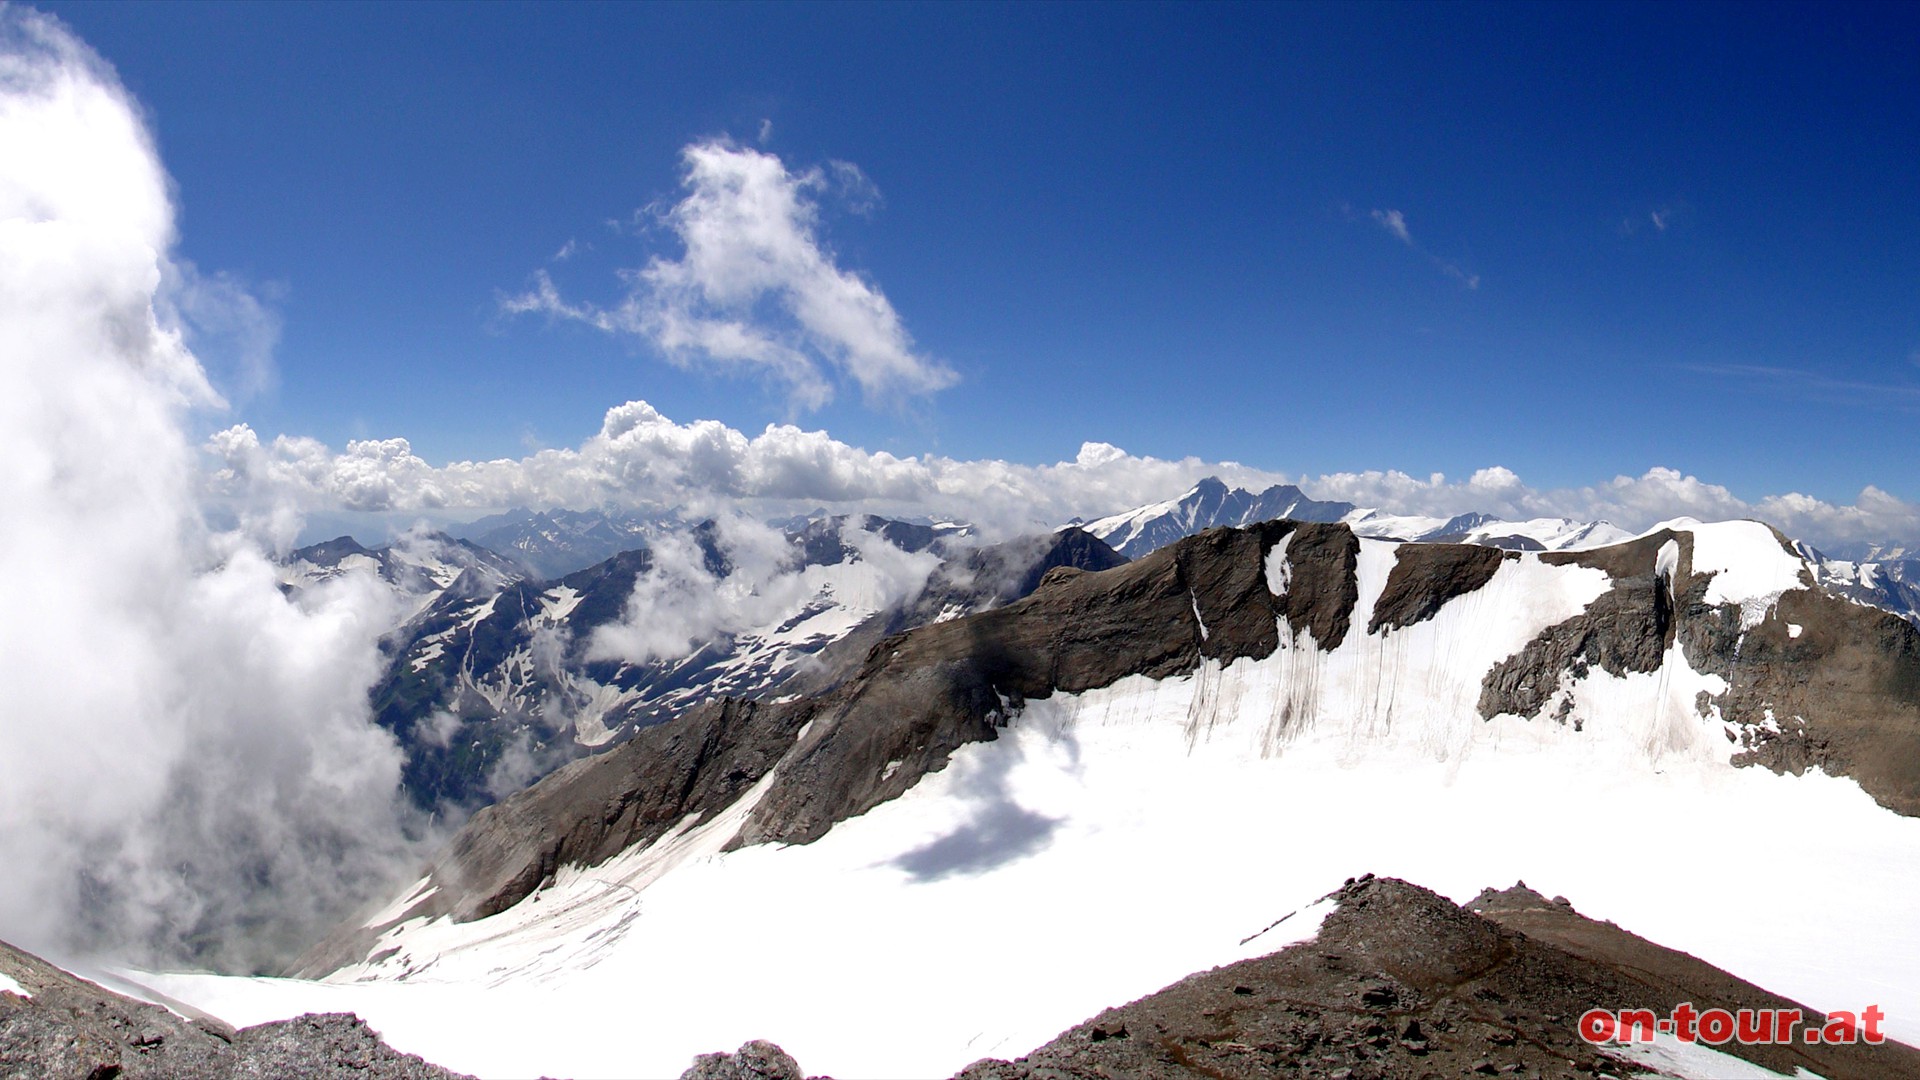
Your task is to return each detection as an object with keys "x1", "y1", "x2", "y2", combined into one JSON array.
[
  {"x1": 1736, "y1": 1008, "x2": 1771, "y2": 1043},
  {"x1": 1578, "y1": 1009, "x2": 1616, "y2": 1043},
  {"x1": 1617, "y1": 1009, "x2": 1657, "y2": 1043},
  {"x1": 1697, "y1": 1008, "x2": 1735, "y2": 1045},
  {"x1": 1863, "y1": 1005, "x2": 1886, "y2": 1044},
  {"x1": 1671, "y1": 1001, "x2": 1699, "y2": 1043},
  {"x1": 1823, "y1": 1011, "x2": 1858, "y2": 1045}
]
